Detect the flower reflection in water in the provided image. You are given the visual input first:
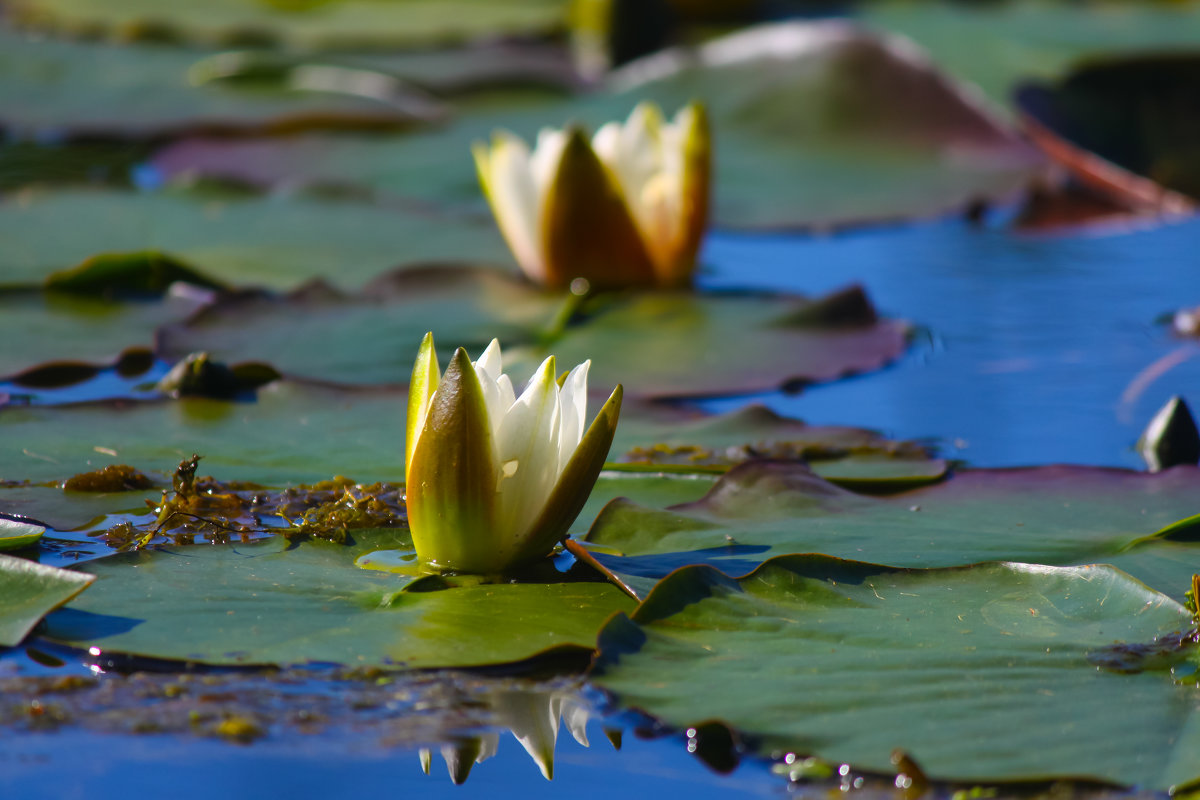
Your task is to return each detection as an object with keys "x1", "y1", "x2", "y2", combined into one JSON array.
[{"x1": 418, "y1": 687, "x2": 604, "y2": 783}]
